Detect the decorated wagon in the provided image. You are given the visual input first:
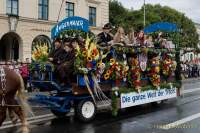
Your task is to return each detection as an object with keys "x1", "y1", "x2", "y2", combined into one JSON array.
[{"x1": 29, "y1": 16, "x2": 182, "y2": 121}]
